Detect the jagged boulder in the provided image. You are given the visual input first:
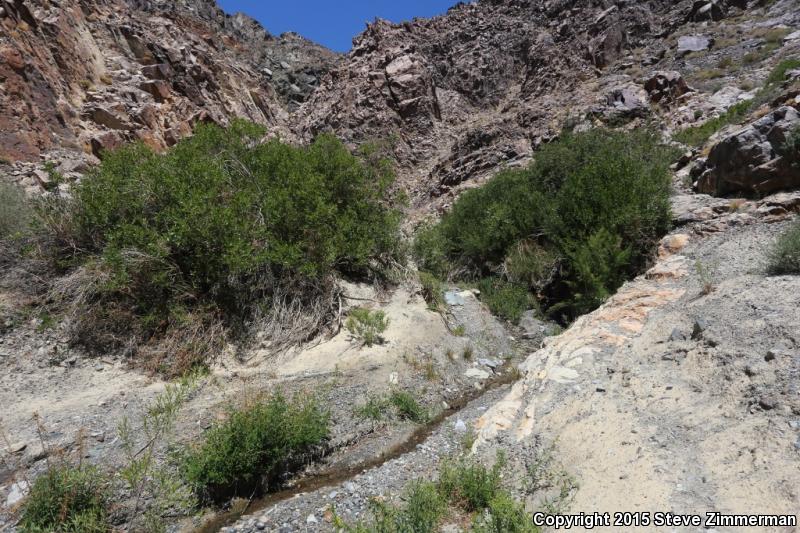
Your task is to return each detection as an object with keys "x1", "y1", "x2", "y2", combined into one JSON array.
[
  {"x1": 645, "y1": 71, "x2": 693, "y2": 104},
  {"x1": 695, "y1": 106, "x2": 800, "y2": 196}
]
